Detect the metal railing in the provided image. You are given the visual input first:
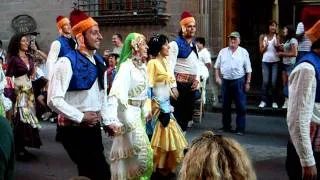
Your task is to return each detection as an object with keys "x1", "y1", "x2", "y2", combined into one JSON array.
[{"x1": 75, "y1": 0, "x2": 170, "y2": 25}]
